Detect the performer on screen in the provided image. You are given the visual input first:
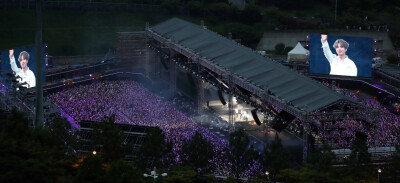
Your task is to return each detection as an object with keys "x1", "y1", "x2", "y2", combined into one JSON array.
[
  {"x1": 9, "y1": 49, "x2": 36, "y2": 88},
  {"x1": 321, "y1": 34, "x2": 358, "y2": 76}
]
